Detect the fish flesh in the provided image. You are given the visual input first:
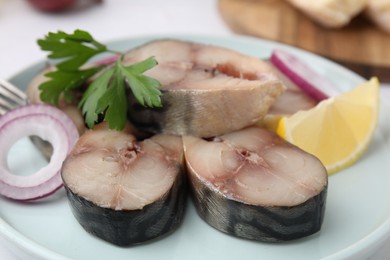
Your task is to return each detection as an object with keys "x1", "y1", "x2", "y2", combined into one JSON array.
[
  {"x1": 267, "y1": 63, "x2": 317, "y2": 116},
  {"x1": 257, "y1": 64, "x2": 318, "y2": 131},
  {"x1": 124, "y1": 40, "x2": 285, "y2": 138},
  {"x1": 30, "y1": 39, "x2": 327, "y2": 244},
  {"x1": 27, "y1": 40, "x2": 284, "y2": 139},
  {"x1": 61, "y1": 123, "x2": 186, "y2": 246},
  {"x1": 183, "y1": 126, "x2": 327, "y2": 242}
]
